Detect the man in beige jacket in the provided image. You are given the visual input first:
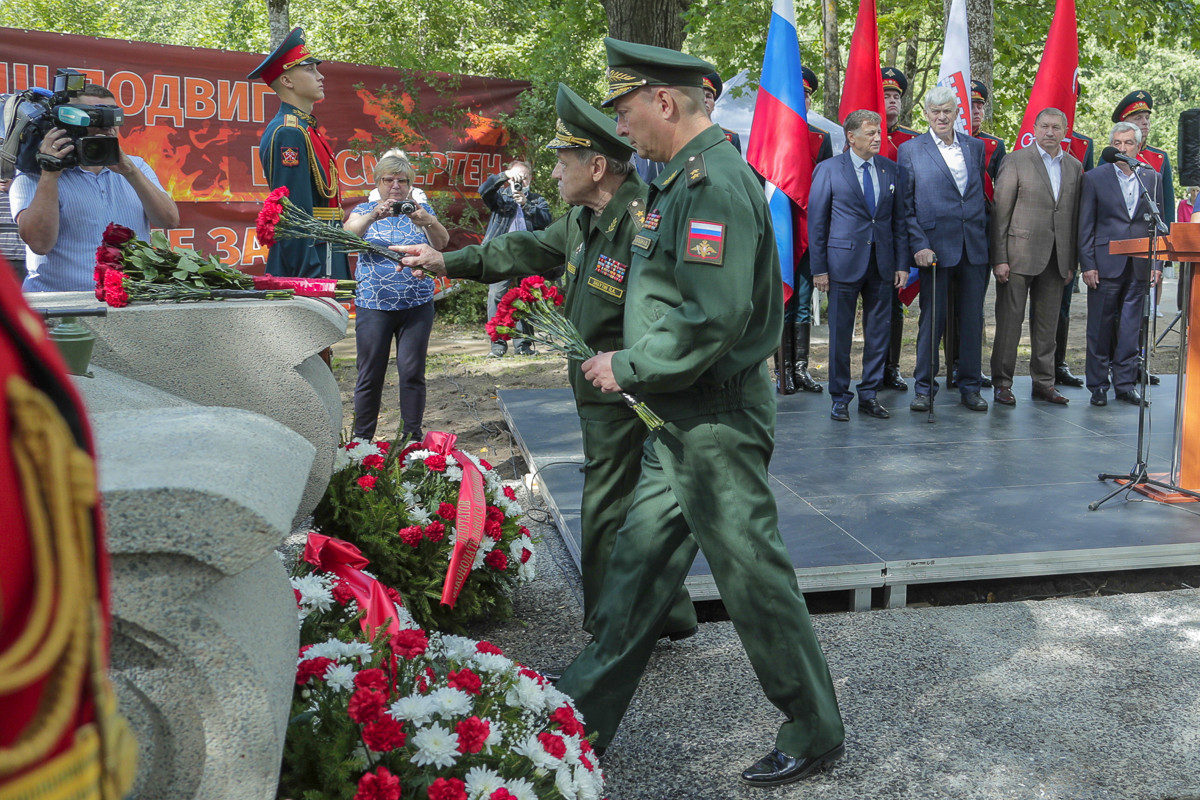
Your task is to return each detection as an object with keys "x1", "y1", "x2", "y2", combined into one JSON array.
[{"x1": 989, "y1": 107, "x2": 1083, "y2": 406}]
